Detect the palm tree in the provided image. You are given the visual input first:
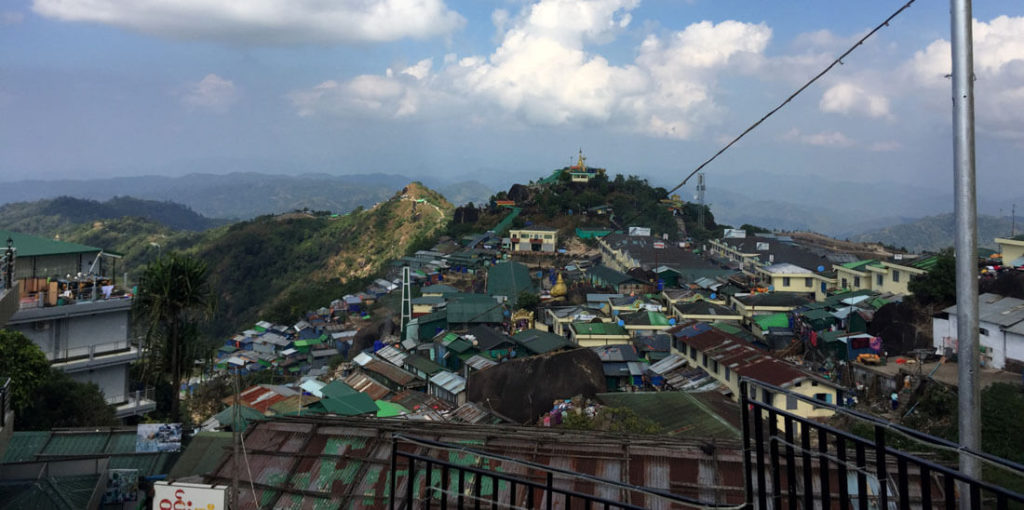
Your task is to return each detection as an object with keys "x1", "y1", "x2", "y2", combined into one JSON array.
[{"x1": 134, "y1": 252, "x2": 213, "y2": 422}]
